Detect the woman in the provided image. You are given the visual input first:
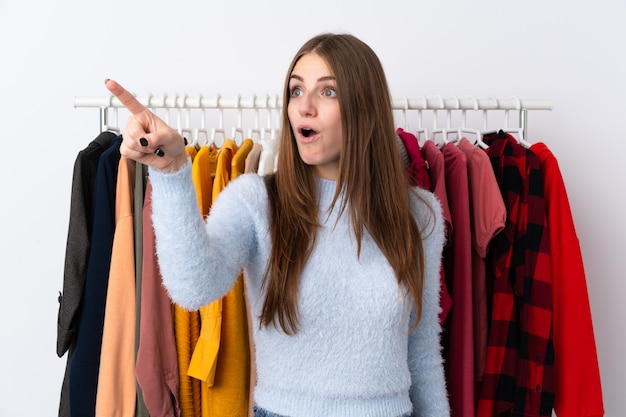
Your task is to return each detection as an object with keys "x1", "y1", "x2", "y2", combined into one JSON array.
[{"x1": 106, "y1": 33, "x2": 450, "y2": 417}]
